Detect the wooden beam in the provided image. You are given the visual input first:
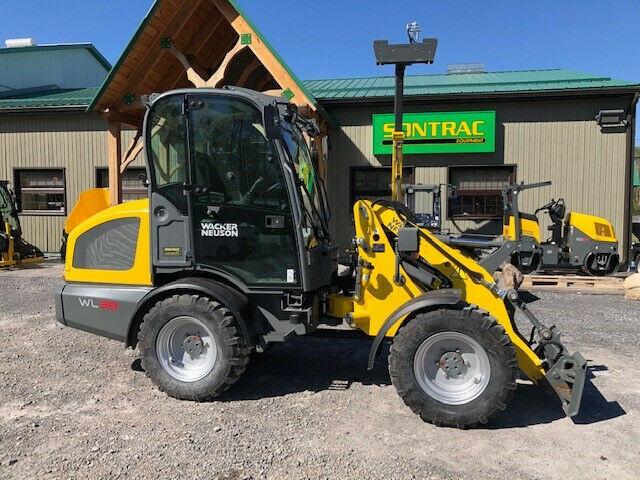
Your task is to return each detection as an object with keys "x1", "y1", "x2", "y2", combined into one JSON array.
[
  {"x1": 167, "y1": 43, "x2": 207, "y2": 87},
  {"x1": 121, "y1": 131, "x2": 144, "y2": 173},
  {"x1": 207, "y1": 38, "x2": 247, "y2": 87},
  {"x1": 235, "y1": 56, "x2": 260, "y2": 87},
  {"x1": 109, "y1": 0, "x2": 203, "y2": 109},
  {"x1": 107, "y1": 120, "x2": 123, "y2": 205},
  {"x1": 256, "y1": 73, "x2": 274, "y2": 92},
  {"x1": 216, "y1": 0, "x2": 316, "y2": 111},
  {"x1": 262, "y1": 89, "x2": 284, "y2": 97},
  {"x1": 104, "y1": 109, "x2": 143, "y2": 128},
  {"x1": 167, "y1": 36, "x2": 248, "y2": 89}
]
